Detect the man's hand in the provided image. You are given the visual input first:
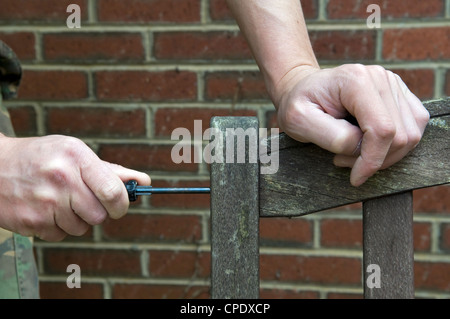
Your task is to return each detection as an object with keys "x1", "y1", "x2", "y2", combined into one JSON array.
[
  {"x1": 0, "y1": 134, "x2": 150, "y2": 241},
  {"x1": 274, "y1": 64, "x2": 430, "y2": 186},
  {"x1": 226, "y1": 0, "x2": 430, "y2": 186}
]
